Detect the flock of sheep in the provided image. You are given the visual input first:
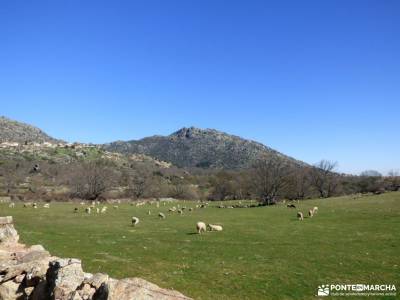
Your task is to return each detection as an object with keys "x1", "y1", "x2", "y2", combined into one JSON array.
[
  {"x1": 8, "y1": 200, "x2": 319, "y2": 232},
  {"x1": 71, "y1": 200, "x2": 224, "y2": 234}
]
